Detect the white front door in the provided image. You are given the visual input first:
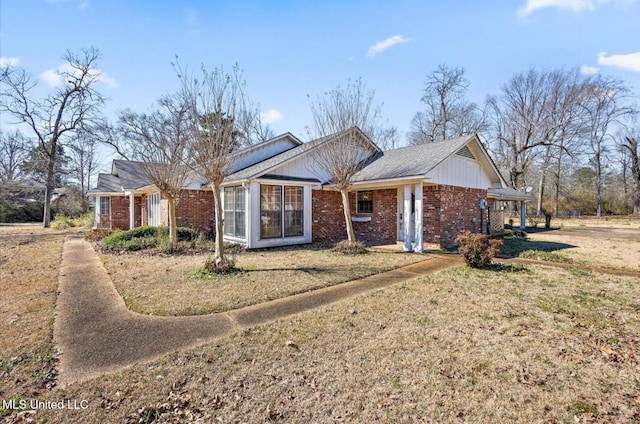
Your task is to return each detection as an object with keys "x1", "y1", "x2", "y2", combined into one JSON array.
[{"x1": 397, "y1": 188, "x2": 415, "y2": 242}]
